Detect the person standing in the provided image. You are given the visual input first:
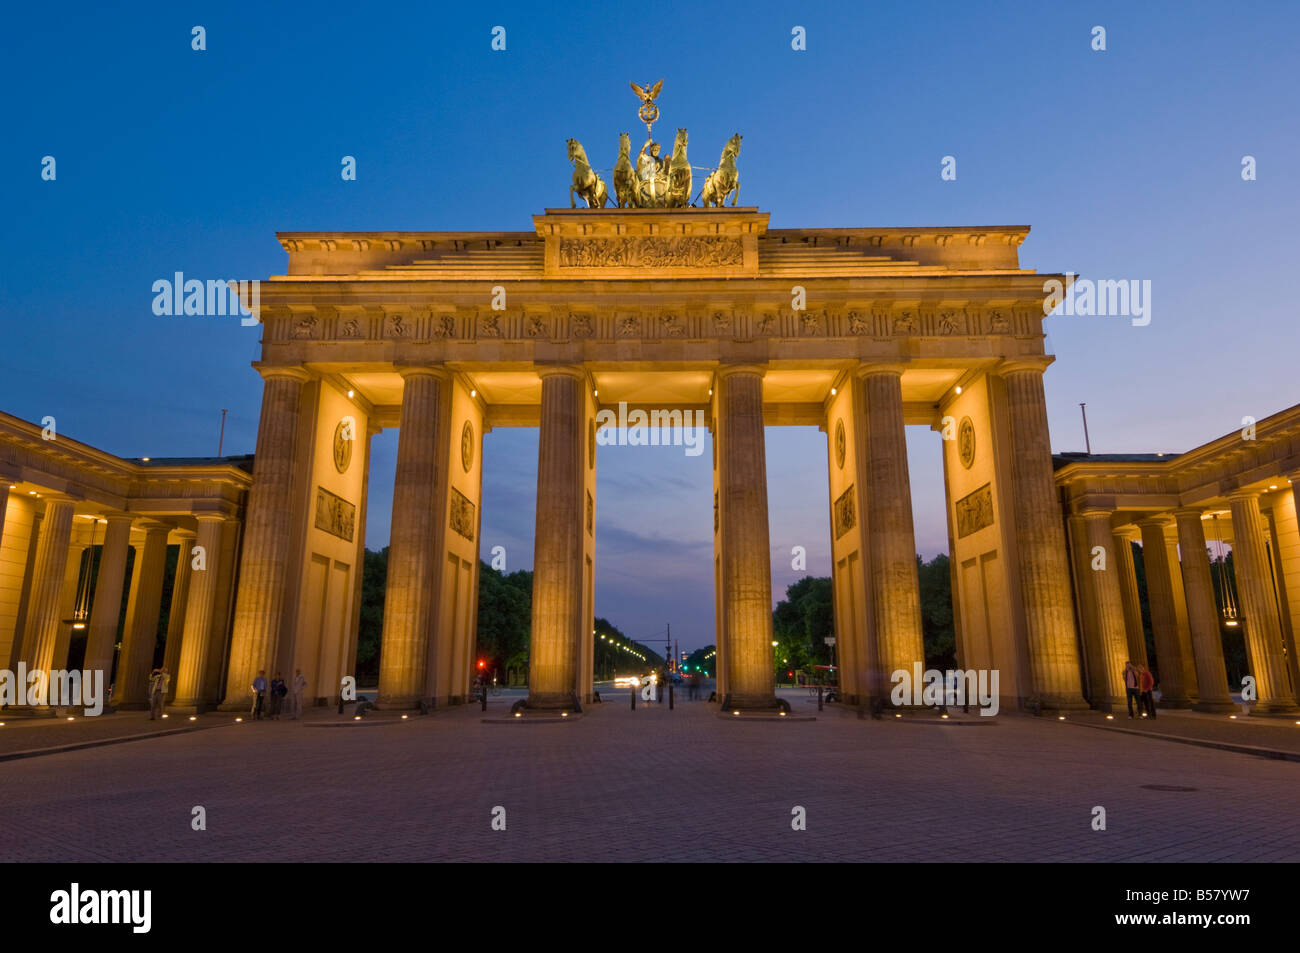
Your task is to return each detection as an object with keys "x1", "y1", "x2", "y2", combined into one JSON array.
[
  {"x1": 251, "y1": 670, "x2": 267, "y2": 720},
  {"x1": 1138, "y1": 664, "x2": 1157, "y2": 719},
  {"x1": 269, "y1": 672, "x2": 286, "y2": 720},
  {"x1": 148, "y1": 667, "x2": 169, "y2": 720},
  {"x1": 290, "y1": 669, "x2": 308, "y2": 720},
  {"x1": 1123, "y1": 661, "x2": 1140, "y2": 719}
]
